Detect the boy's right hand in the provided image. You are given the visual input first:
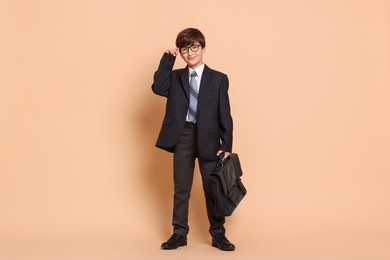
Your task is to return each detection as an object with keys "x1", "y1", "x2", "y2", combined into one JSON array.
[{"x1": 165, "y1": 48, "x2": 179, "y2": 57}]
